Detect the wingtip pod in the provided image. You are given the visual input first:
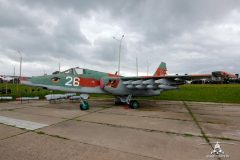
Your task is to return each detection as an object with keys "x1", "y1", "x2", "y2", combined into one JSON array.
[{"x1": 154, "y1": 62, "x2": 167, "y2": 76}]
